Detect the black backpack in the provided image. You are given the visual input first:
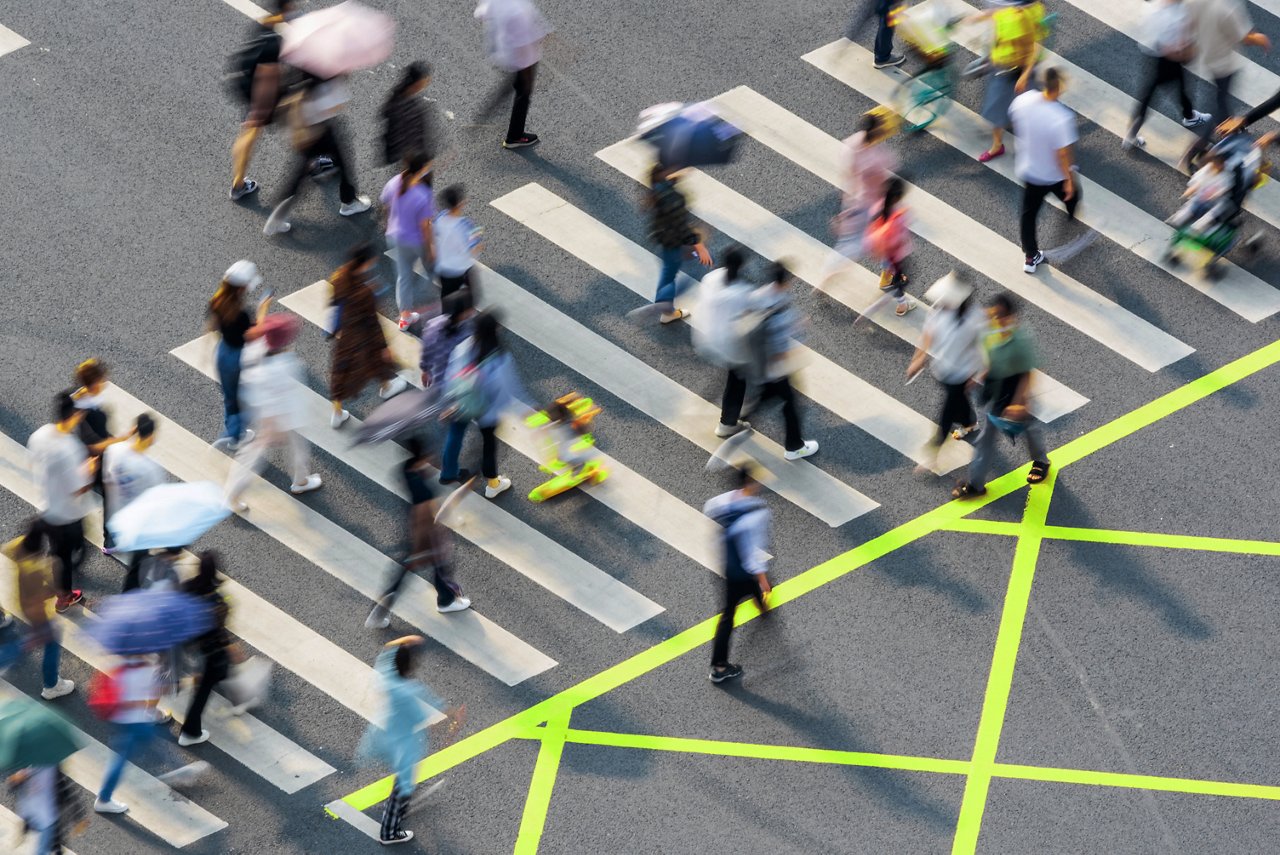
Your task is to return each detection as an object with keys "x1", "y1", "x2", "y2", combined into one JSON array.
[{"x1": 224, "y1": 26, "x2": 276, "y2": 103}]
